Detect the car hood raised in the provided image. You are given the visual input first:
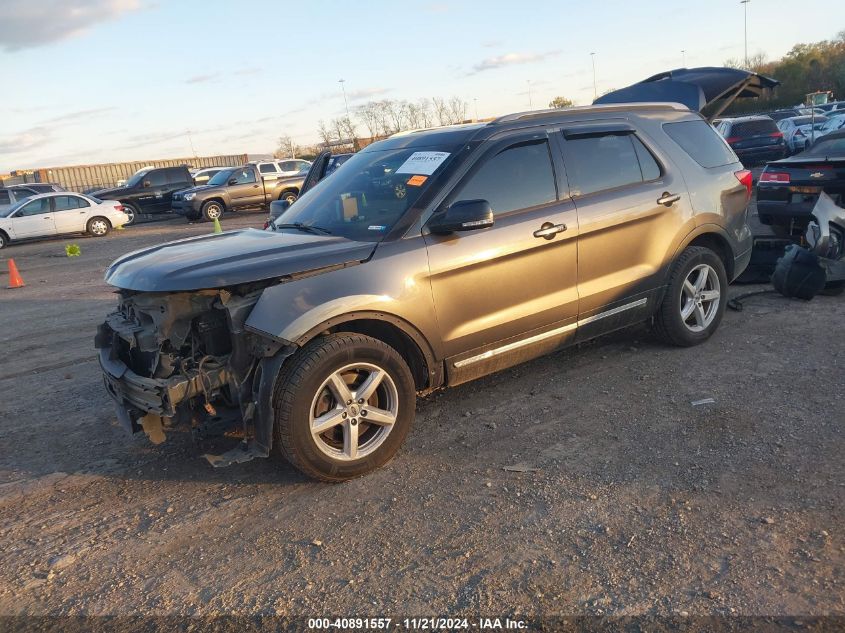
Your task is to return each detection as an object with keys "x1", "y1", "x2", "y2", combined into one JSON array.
[{"x1": 105, "y1": 228, "x2": 377, "y2": 292}]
